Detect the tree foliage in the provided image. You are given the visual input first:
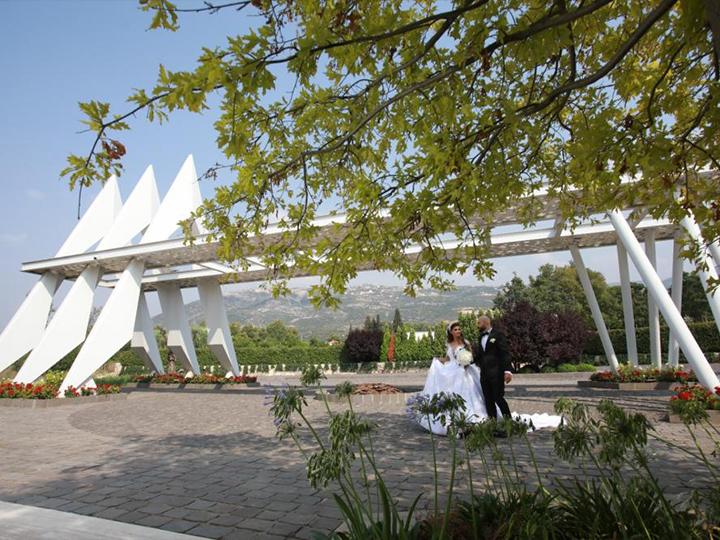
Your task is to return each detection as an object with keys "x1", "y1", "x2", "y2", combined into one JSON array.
[
  {"x1": 342, "y1": 327, "x2": 384, "y2": 362},
  {"x1": 63, "y1": 0, "x2": 720, "y2": 304},
  {"x1": 495, "y1": 263, "x2": 621, "y2": 327}
]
